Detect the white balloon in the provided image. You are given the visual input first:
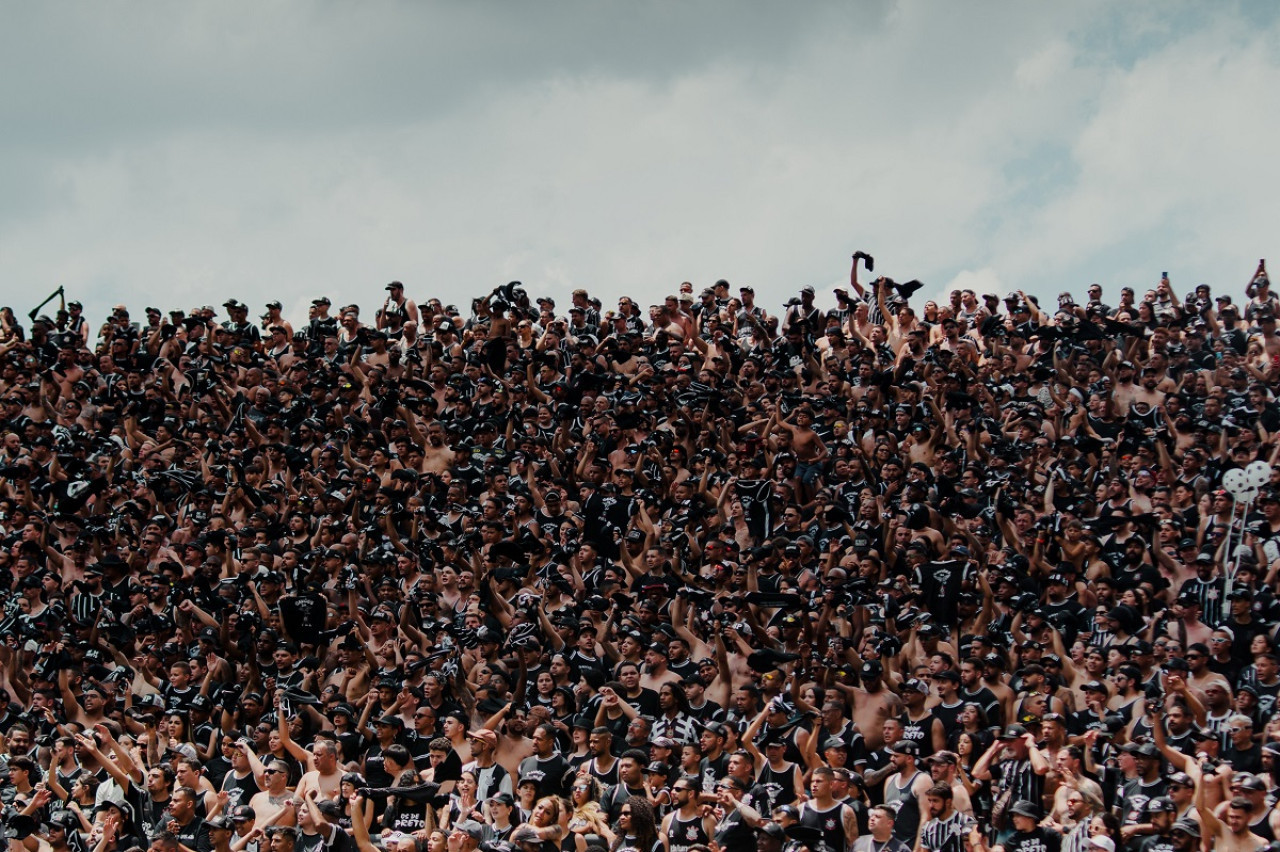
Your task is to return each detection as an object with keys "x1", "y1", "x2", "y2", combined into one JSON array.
[
  {"x1": 1235, "y1": 486, "x2": 1259, "y2": 504},
  {"x1": 1224, "y1": 468, "x2": 1247, "y2": 494},
  {"x1": 1247, "y1": 460, "x2": 1272, "y2": 488}
]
